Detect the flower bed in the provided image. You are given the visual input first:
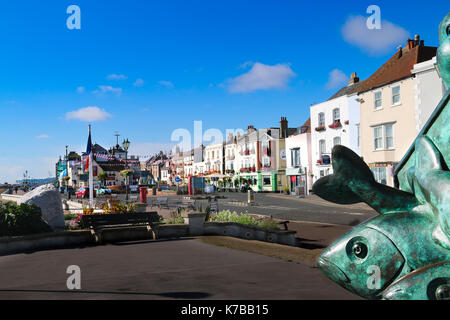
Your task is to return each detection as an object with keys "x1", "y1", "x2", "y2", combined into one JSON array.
[
  {"x1": 209, "y1": 210, "x2": 279, "y2": 231},
  {"x1": 0, "y1": 202, "x2": 52, "y2": 237}
]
